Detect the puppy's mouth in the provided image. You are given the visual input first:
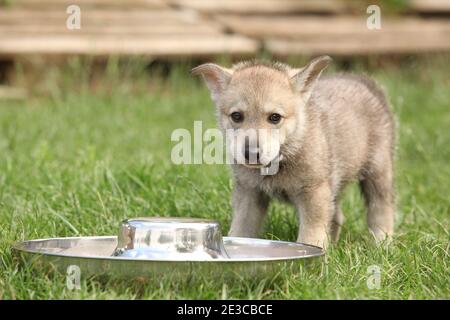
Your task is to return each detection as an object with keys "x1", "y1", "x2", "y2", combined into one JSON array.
[
  {"x1": 241, "y1": 154, "x2": 284, "y2": 169},
  {"x1": 242, "y1": 163, "x2": 266, "y2": 169}
]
